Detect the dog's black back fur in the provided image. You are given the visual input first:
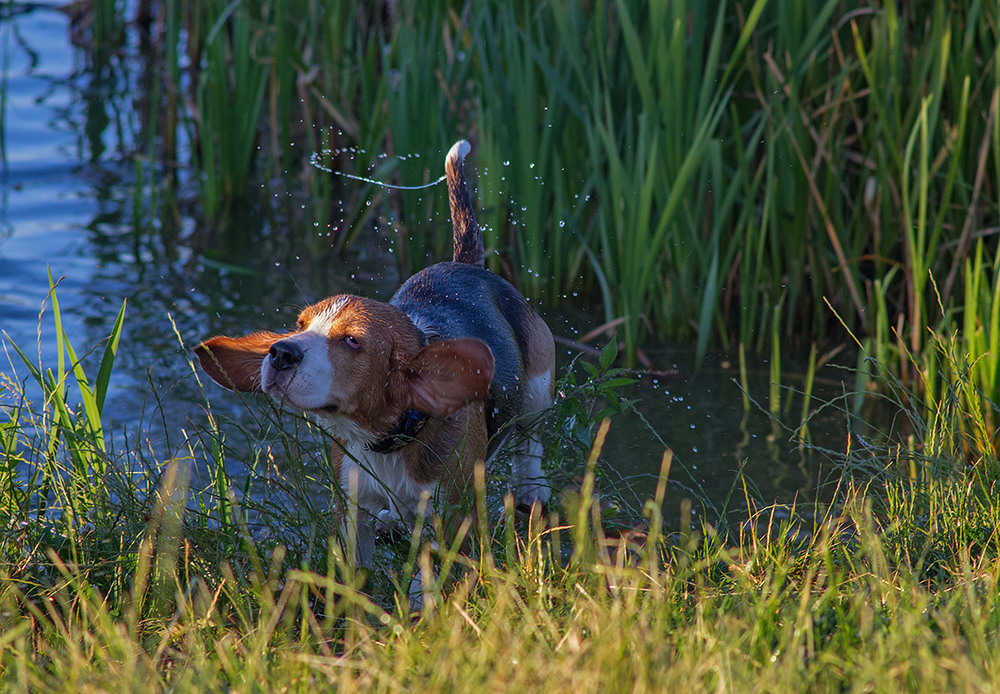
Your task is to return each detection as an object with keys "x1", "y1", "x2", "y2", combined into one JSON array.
[
  {"x1": 391, "y1": 140, "x2": 532, "y2": 447},
  {"x1": 392, "y1": 263, "x2": 533, "y2": 444}
]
